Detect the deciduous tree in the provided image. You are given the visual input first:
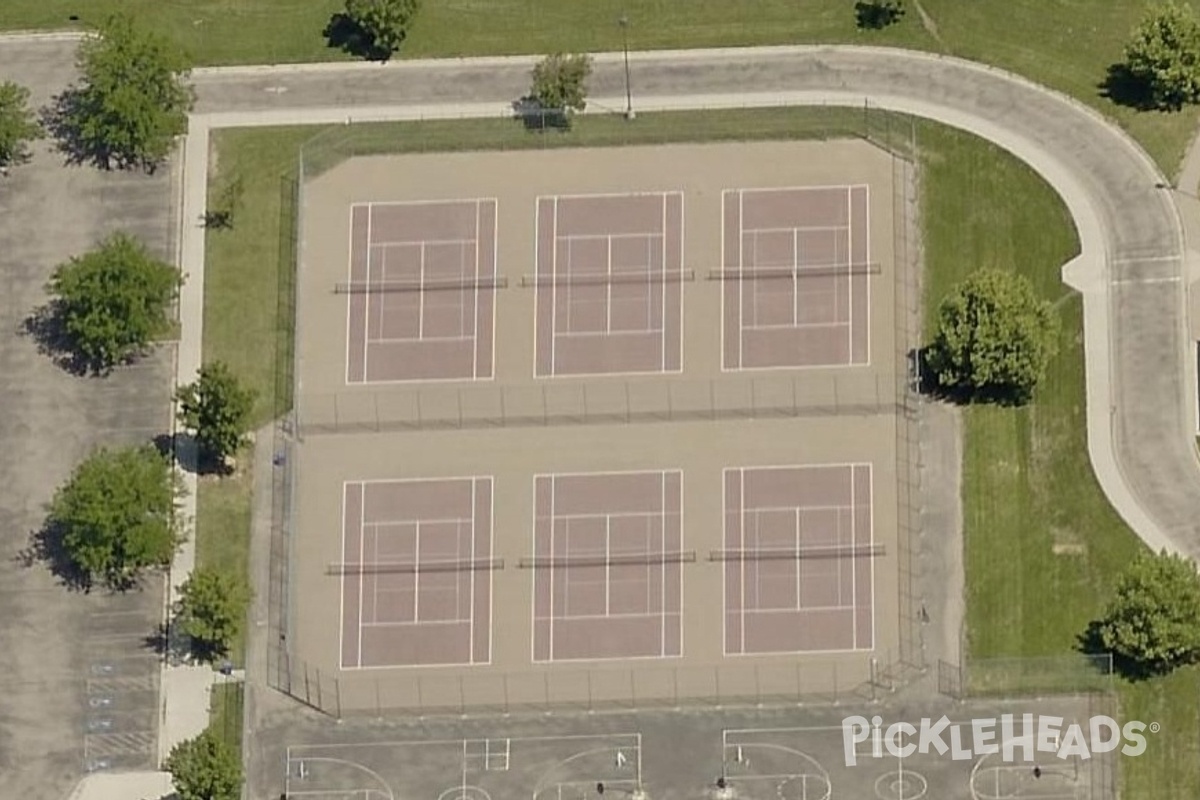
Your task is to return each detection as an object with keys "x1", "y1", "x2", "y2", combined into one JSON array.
[
  {"x1": 343, "y1": 0, "x2": 420, "y2": 59},
  {"x1": 165, "y1": 728, "x2": 242, "y2": 800},
  {"x1": 175, "y1": 567, "x2": 250, "y2": 661},
  {"x1": 1124, "y1": 1, "x2": 1200, "y2": 109},
  {"x1": 0, "y1": 81, "x2": 42, "y2": 169},
  {"x1": 48, "y1": 445, "x2": 180, "y2": 590},
  {"x1": 854, "y1": 0, "x2": 906, "y2": 30},
  {"x1": 54, "y1": 14, "x2": 193, "y2": 170},
  {"x1": 1098, "y1": 550, "x2": 1200, "y2": 673},
  {"x1": 530, "y1": 53, "x2": 593, "y2": 126},
  {"x1": 49, "y1": 232, "x2": 181, "y2": 373},
  {"x1": 925, "y1": 268, "x2": 1058, "y2": 404},
  {"x1": 176, "y1": 361, "x2": 257, "y2": 471}
]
